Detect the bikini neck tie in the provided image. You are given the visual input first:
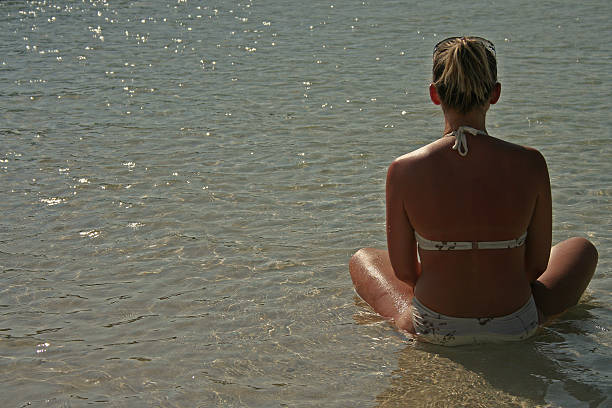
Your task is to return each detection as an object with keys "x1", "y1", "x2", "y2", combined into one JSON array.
[{"x1": 445, "y1": 126, "x2": 488, "y2": 157}]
